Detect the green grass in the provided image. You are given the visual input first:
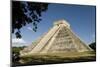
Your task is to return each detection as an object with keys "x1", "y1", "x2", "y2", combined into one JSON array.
[{"x1": 14, "y1": 51, "x2": 96, "y2": 66}]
